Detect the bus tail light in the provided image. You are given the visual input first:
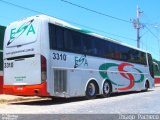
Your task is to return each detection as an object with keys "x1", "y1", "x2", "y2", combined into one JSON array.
[{"x1": 41, "y1": 55, "x2": 47, "y2": 83}]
